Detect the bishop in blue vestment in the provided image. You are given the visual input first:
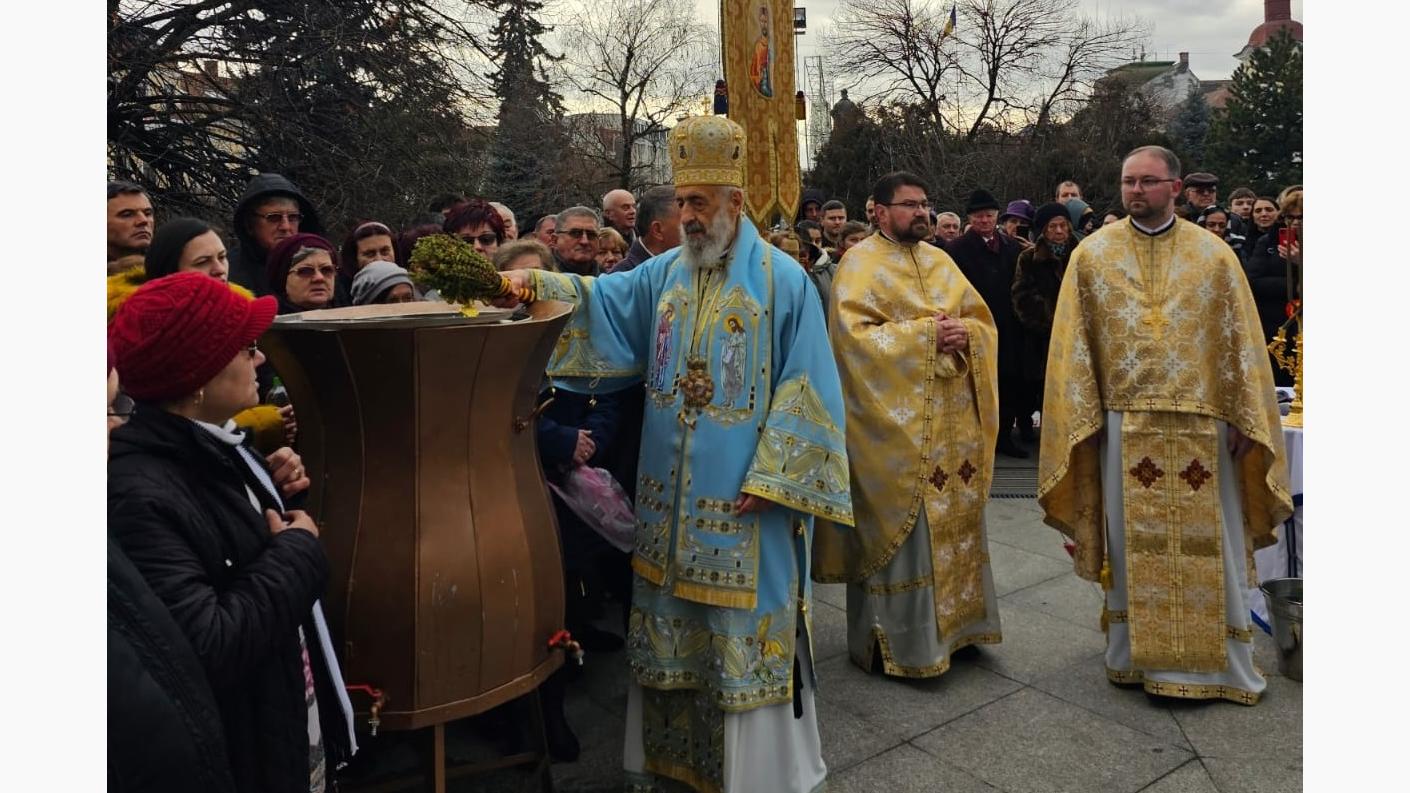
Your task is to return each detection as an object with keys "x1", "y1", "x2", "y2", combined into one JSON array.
[{"x1": 501, "y1": 115, "x2": 852, "y2": 793}]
